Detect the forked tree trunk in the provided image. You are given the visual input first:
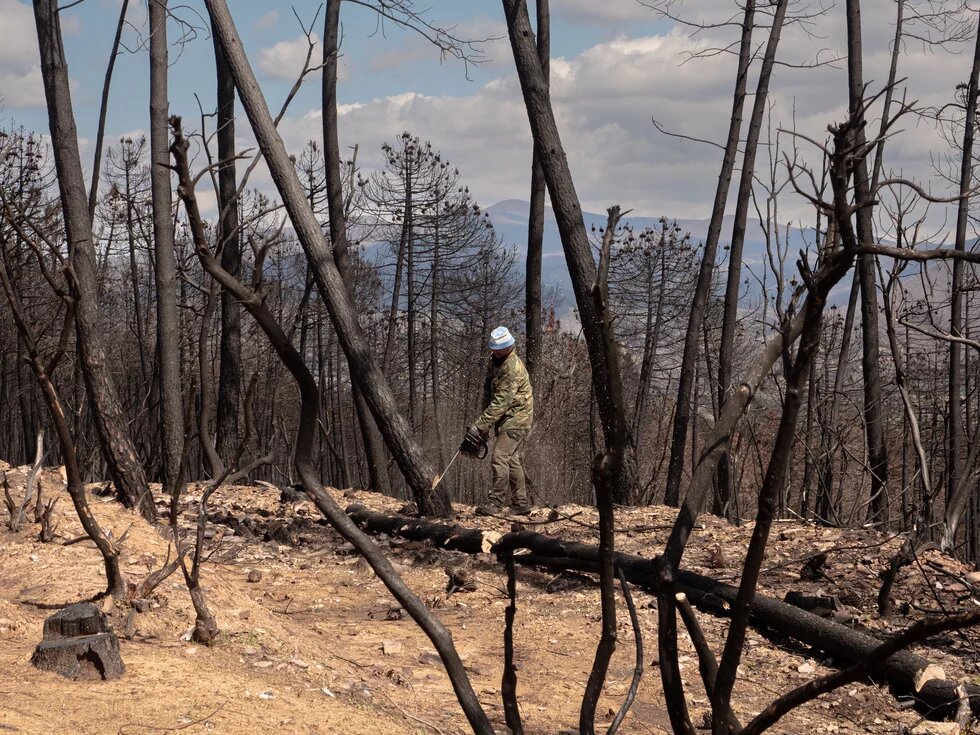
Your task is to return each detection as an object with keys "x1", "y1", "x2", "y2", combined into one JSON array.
[
  {"x1": 32, "y1": 0, "x2": 156, "y2": 522},
  {"x1": 716, "y1": 0, "x2": 786, "y2": 515},
  {"x1": 150, "y1": 0, "x2": 184, "y2": 497},
  {"x1": 663, "y1": 0, "x2": 755, "y2": 508},
  {"x1": 203, "y1": 0, "x2": 451, "y2": 517}
]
